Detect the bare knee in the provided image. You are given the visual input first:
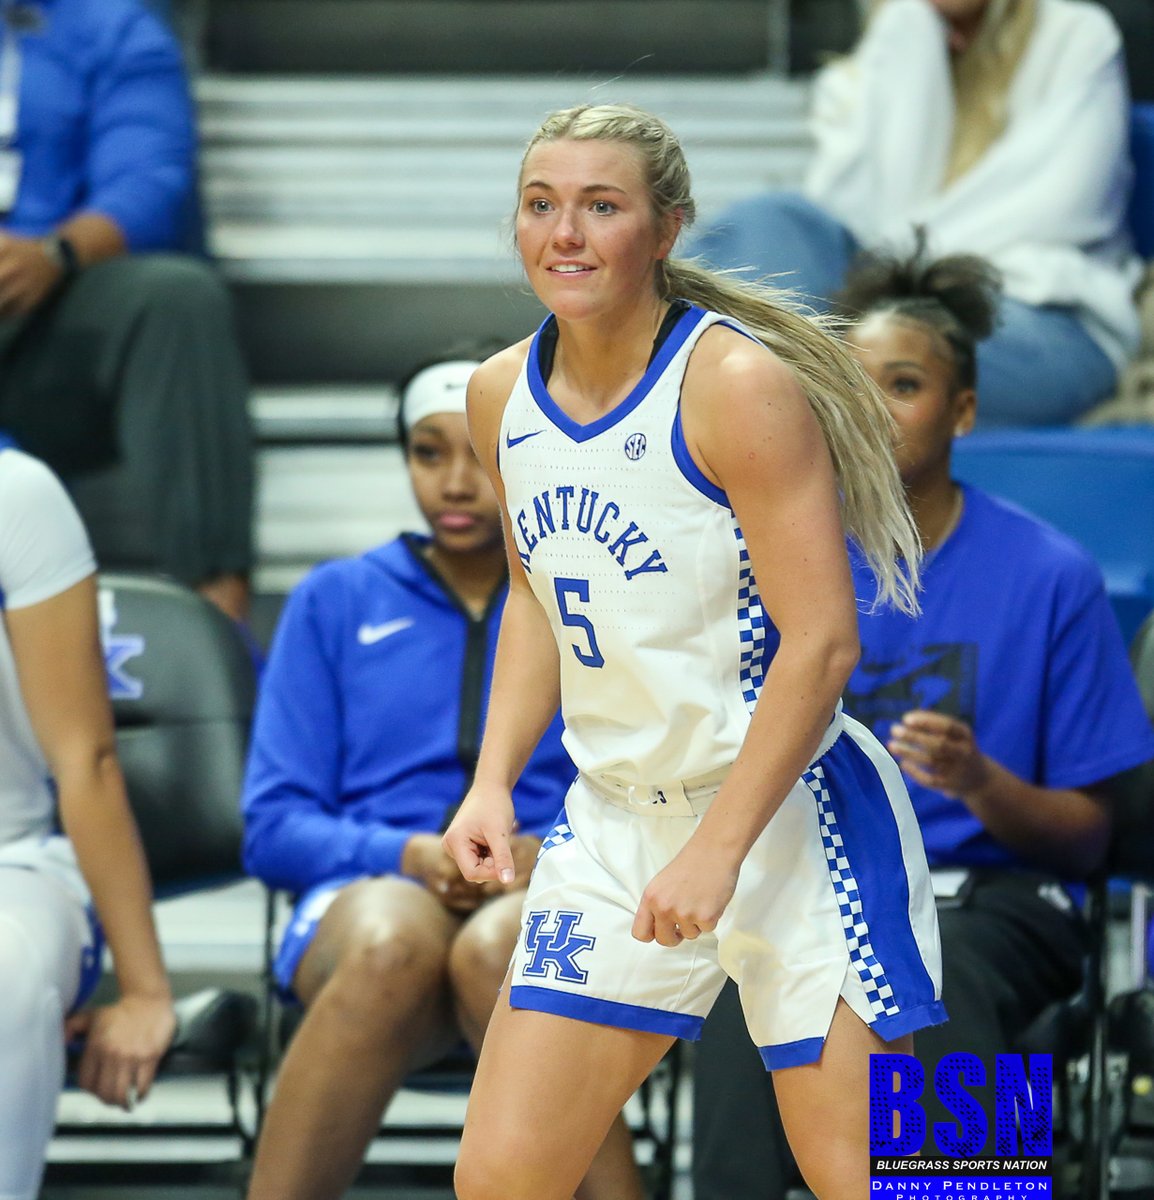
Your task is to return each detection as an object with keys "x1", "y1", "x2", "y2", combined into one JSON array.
[
  {"x1": 792, "y1": 1148, "x2": 867, "y2": 1200},
  {"x1": 455, "y1": 1127, "x2": 589, "y2": 1200},
  {"x1": 447, "y1": 902, "x2": 520, "y2": 1003},
  {"x1": 455, "y1": 1146, "x2": 521, "y2": 1200},
  {"x1": 315, "y1": 922, "x2": 449, "y2": 1025}
]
